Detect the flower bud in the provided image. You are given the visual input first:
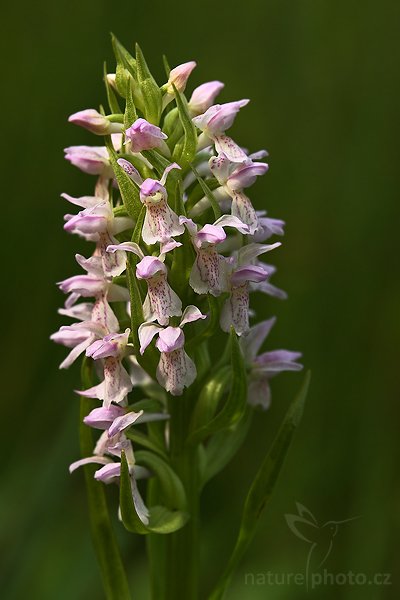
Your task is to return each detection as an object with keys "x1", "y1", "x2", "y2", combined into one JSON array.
[
  {"x1": 68, "y1": 109, "x2": 123, "y2": 135},
  {"x1": 165, "y1": 61, "x2": 197, "y2": 94},
  {"x1": 188, "y1": 81, "x2": 225, "y2": 116},
  {"x1": 64, "y1": 145, "x2": 111, "y2": 176},
  {"x1": 106, "y1": 73, "x2": 117, "y2": 90},
  {"x1": 193, "y1": 99, "x2": 249, "y2": 136}
]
